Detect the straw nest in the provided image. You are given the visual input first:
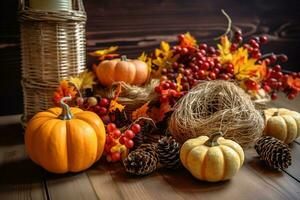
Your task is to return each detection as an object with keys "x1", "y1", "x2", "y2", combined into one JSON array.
[
  {"x1": 168, "y1": 80, "x2": 265, "y2": 148},
  {"x1": 95, "y1": 79, "x2": 160, "y2": 114}
]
